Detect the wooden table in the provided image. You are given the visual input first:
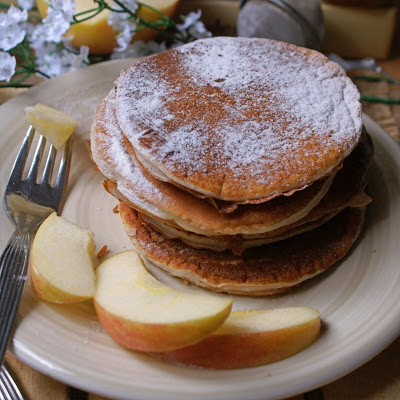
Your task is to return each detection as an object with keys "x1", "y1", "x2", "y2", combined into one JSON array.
[{"x1": 1, "y1": 40, "x2": 400, "y2": 400}]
